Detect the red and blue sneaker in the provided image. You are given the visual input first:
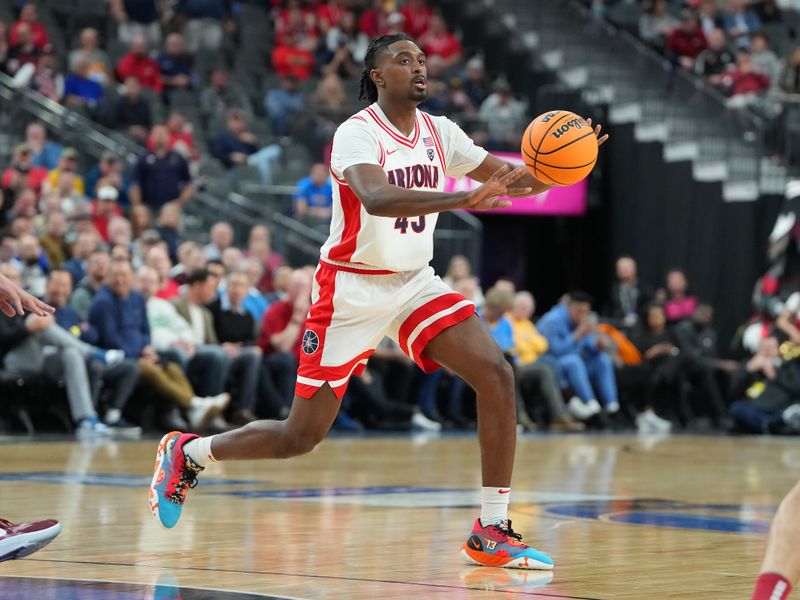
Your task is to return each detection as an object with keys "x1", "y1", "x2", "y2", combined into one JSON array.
[
  {"x1": 149, "y1": 431, "x2": 202, "y2": 529},
  {"x1": 461, "y1": 518, "x2": 554, "y2": 570}
]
